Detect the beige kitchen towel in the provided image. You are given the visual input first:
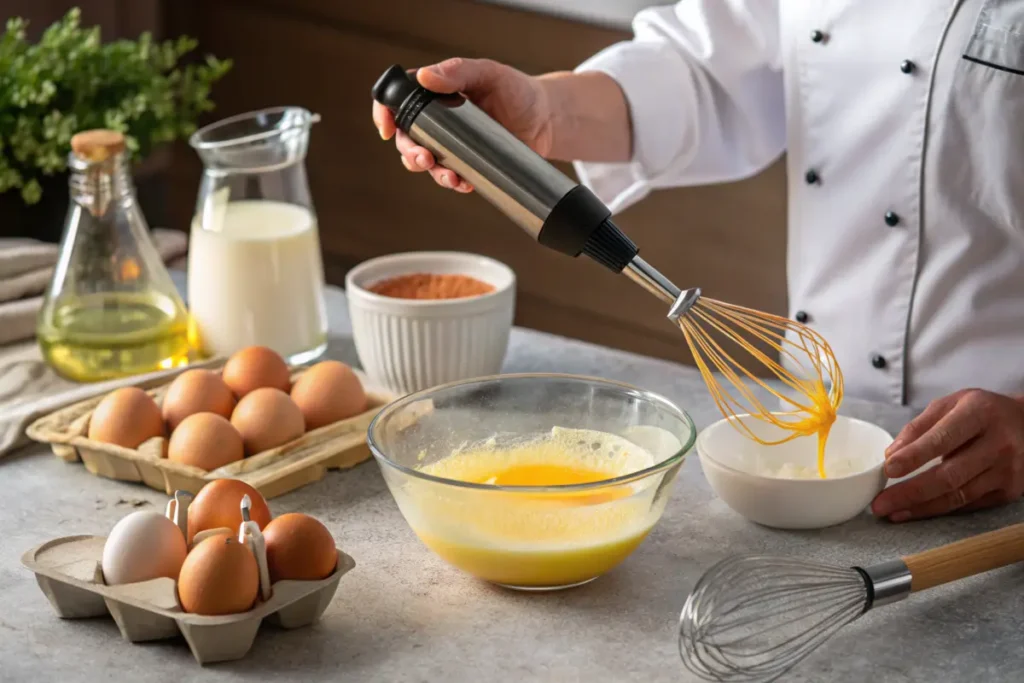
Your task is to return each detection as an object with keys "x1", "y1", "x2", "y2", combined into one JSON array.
[
  {"x1": 0, "y1": 271, "x2": 53, "y2": 303},
  {"x1": 0, "y1": 229, "x2": 189, "y2": 346},
  {"x1": 0, "y1": 298, "x2": 42, "y2": 349},
  {"x1": 0, "y1": 239, "x2": 59, "y2": 280}
]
